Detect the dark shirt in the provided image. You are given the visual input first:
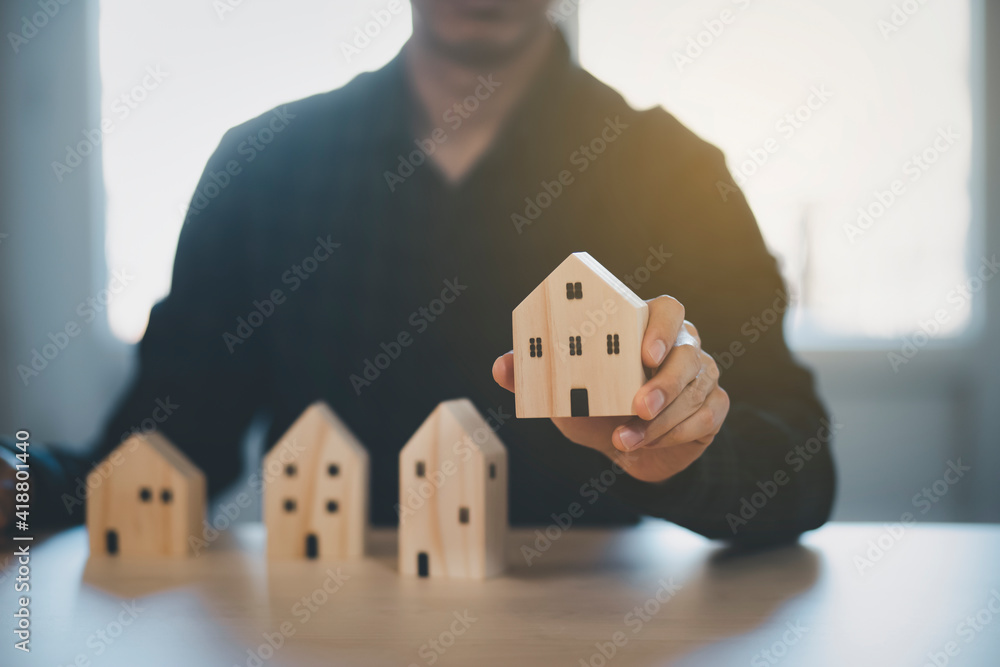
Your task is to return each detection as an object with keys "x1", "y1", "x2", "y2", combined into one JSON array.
[{"x1": 11, "y1": 37, "x2": 835, "y2": 541}]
